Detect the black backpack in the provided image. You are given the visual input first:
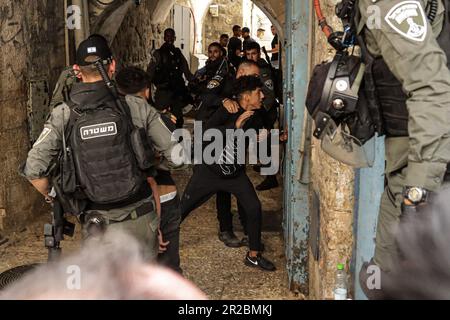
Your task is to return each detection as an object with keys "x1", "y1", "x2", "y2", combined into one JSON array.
[{"x1": 62, "y1": 98, "x2": 148, "y2": 206}]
